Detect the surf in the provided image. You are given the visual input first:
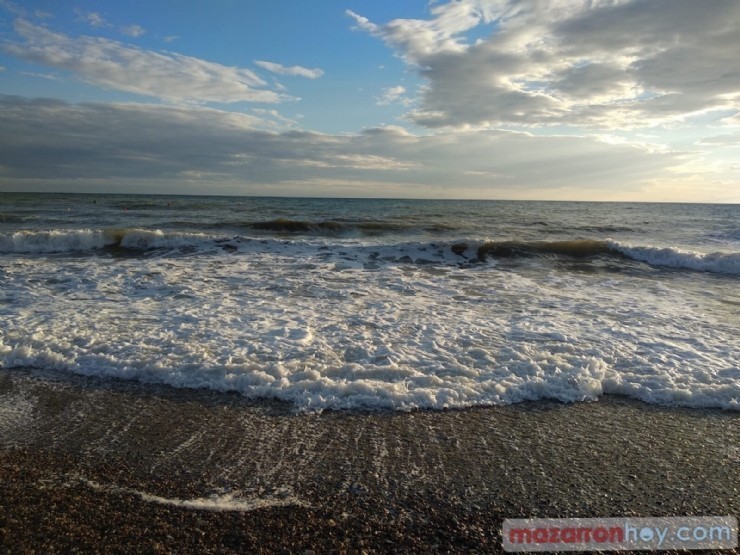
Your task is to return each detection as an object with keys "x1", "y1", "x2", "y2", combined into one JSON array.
[{"x1": 1, "y1": 227, "x2": 739, "y2": 276}]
